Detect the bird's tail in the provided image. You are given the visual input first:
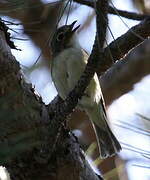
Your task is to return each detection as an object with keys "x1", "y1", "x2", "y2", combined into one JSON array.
[
  {"x1": 86, "y1": 104, "x2": 121, "y2": 159},
  {"x1": 94, "y1": 122, "x2": 121, "y2": 158}
]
